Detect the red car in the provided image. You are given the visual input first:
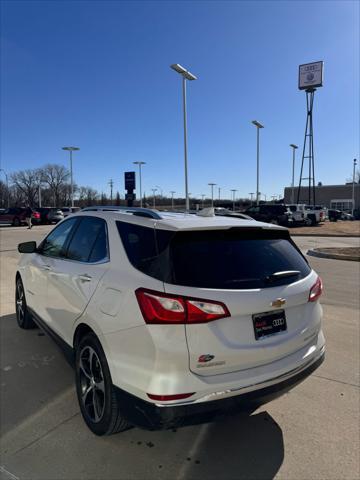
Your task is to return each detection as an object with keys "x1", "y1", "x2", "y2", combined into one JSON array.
[{"x1": 0, "y1": 208, "x2": 41, "y2": 226}]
